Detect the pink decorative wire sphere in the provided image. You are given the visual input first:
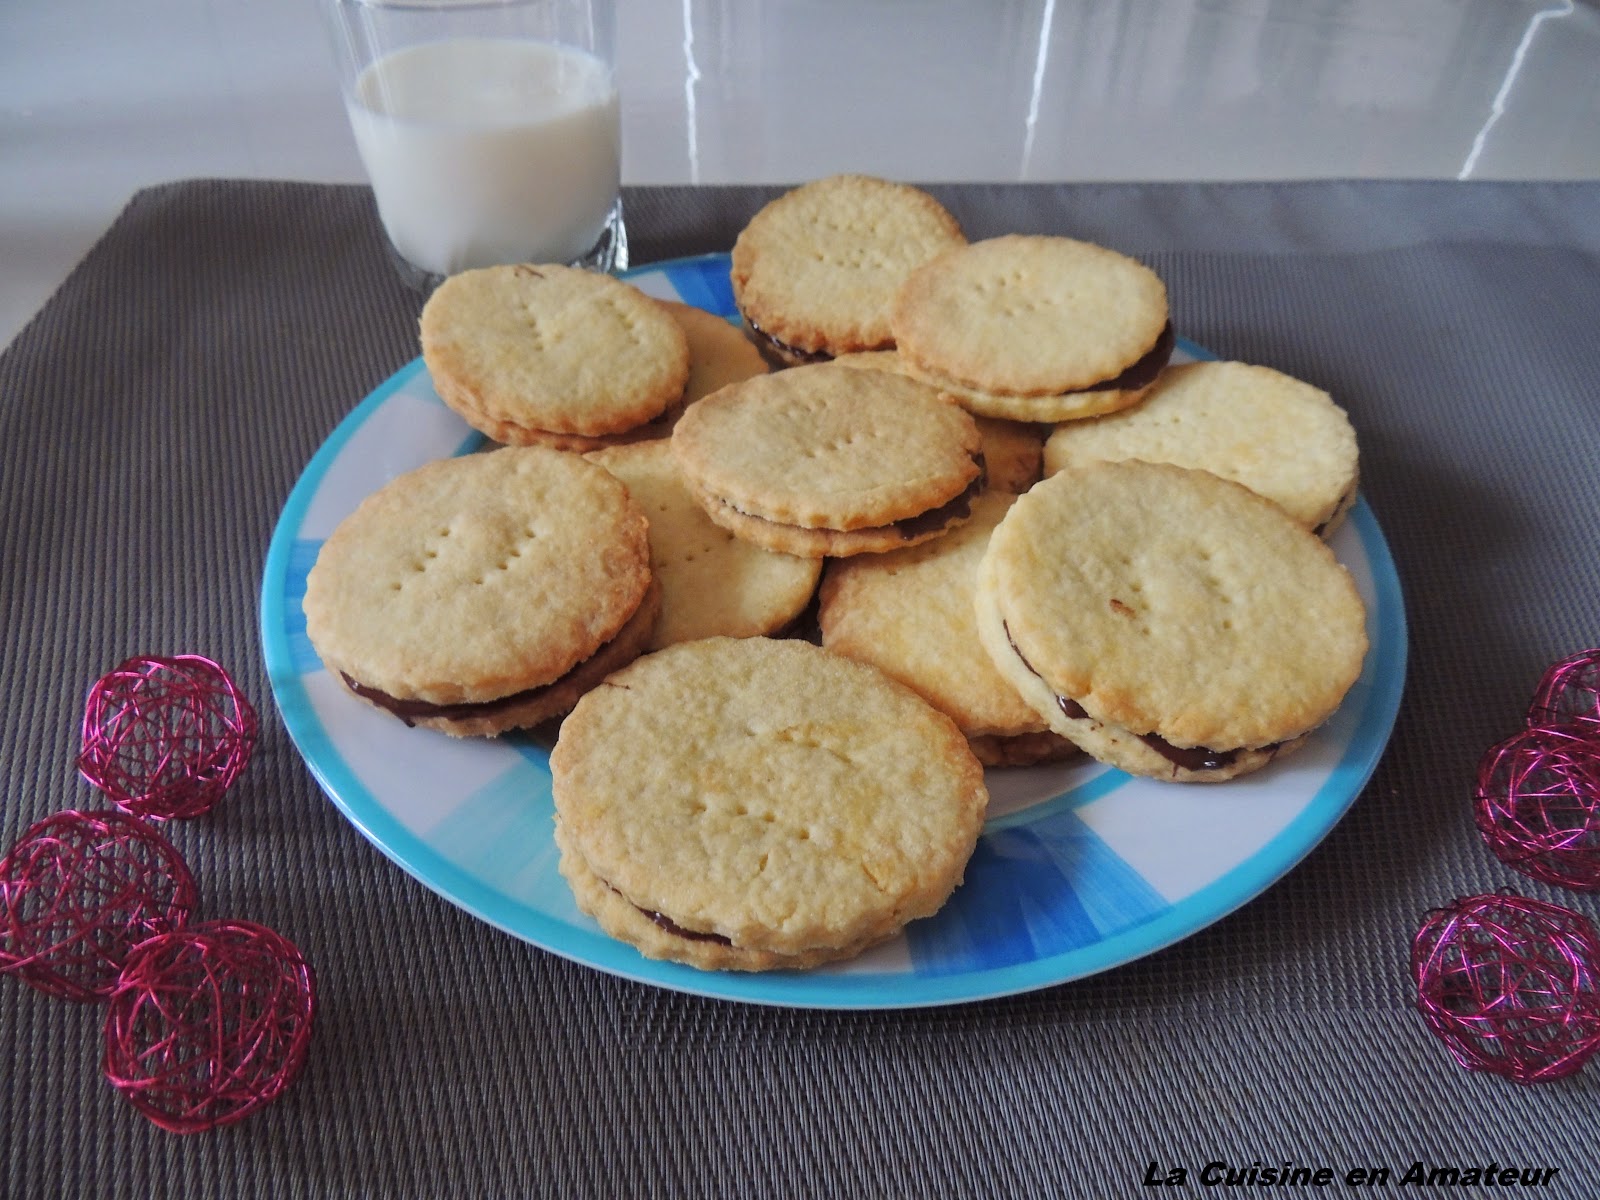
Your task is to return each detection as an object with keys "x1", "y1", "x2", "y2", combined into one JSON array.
[
  {"x1": 1528, "y1": 649, "x2": 1600, "y2": 733},
  {"x1": 78, "y1": 655, "x2": 257, "y2": 821},
  {"x1": 0, "y1": 810, "x2": 199, "y2": 1002},
  {"x1": 1412, "y1": 893, "x2": 1600, "y2": 1084},
  {"x1": 1475, "y1": 725, "x2": 1600, "y2": 891},
  {"x1": 104, "y1": 919, "x2": 315, "y2": 1133}
]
